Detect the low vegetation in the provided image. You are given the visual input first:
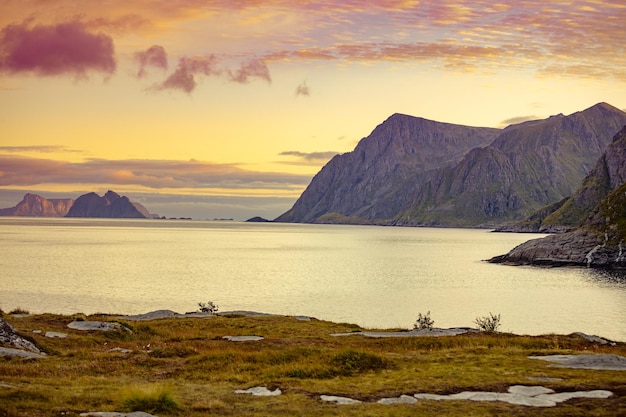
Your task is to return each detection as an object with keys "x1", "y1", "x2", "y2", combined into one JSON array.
[
  {"x1": 474, "y1": 312, "x2": 502, "y2": 332},
  {"x1": 1, "y1": 312, "x2": 625, "y2": 416}
]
